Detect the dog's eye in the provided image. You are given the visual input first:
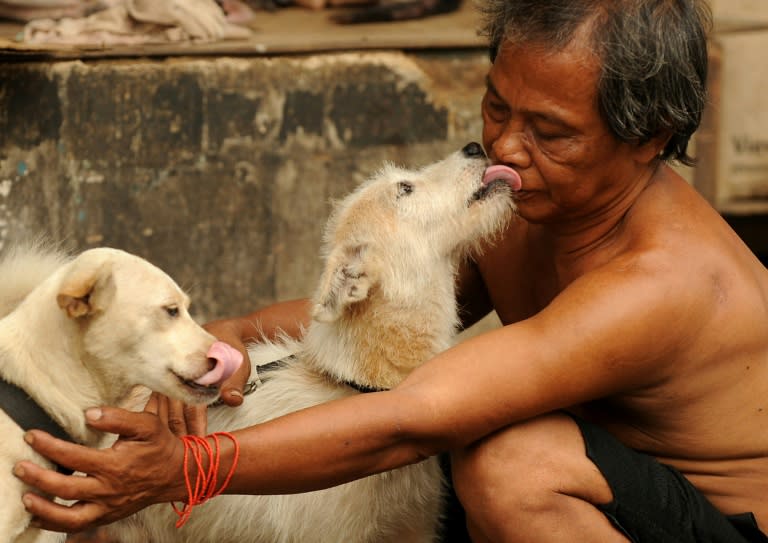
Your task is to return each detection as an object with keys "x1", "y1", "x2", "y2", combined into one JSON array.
[
  {"x1": 396, "y1": 181, "x2": 414, "y2": 198},
  {"x1": 164, "y1": 305, "x2": 179, "y2": 318}
]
